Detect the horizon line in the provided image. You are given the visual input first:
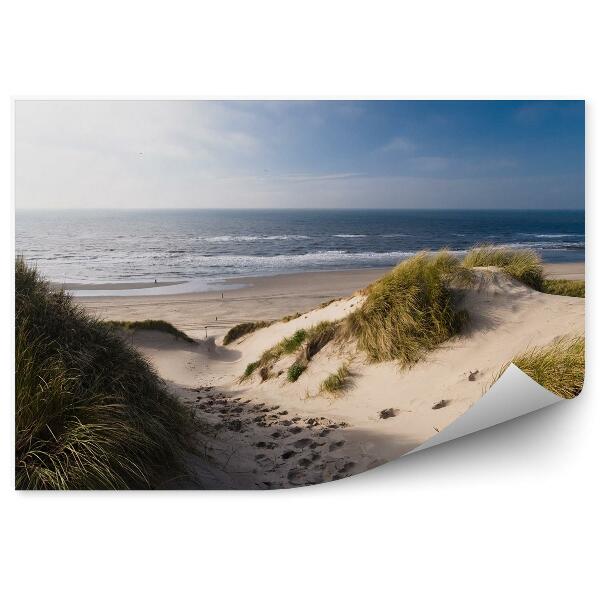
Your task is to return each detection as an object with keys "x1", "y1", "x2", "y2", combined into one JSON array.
[{"x1": 15, "y1": 207, "x2": 585, "y2": 212}]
